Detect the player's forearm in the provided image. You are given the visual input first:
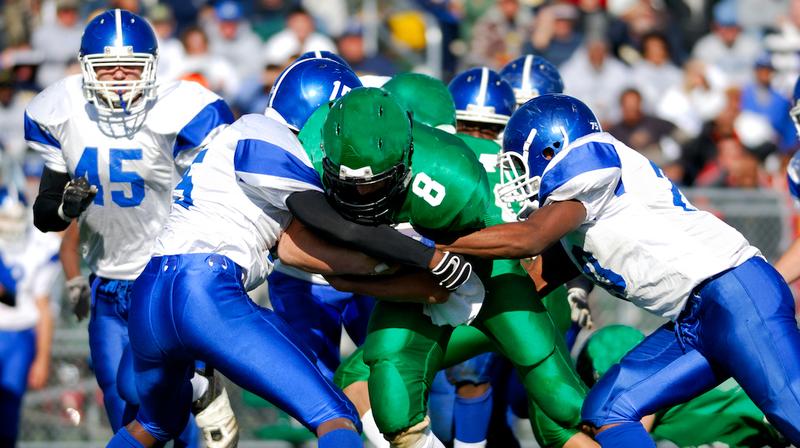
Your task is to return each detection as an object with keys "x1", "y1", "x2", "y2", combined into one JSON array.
[
  {"x1": 277, "y1": 219, "x2": 384, "y2": 276},
  {"x1": 440, "y1": 200, "x2": 586, "y2": 260},
  {"x1": 775, "y1": 238, "x2": 800, "y2": 284},
  {"x1": 33, "y1": 167, "x2": 71, "y2": 232},
  {"x1": 324, "y1": 270, "x2": 449, "y2": 304},
  {"x1": 286, "y1": 190, "x2": 436, "y2": 269},
  {"x1": 60, "y1": 222, "x2": 82, "y2": 280}
]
